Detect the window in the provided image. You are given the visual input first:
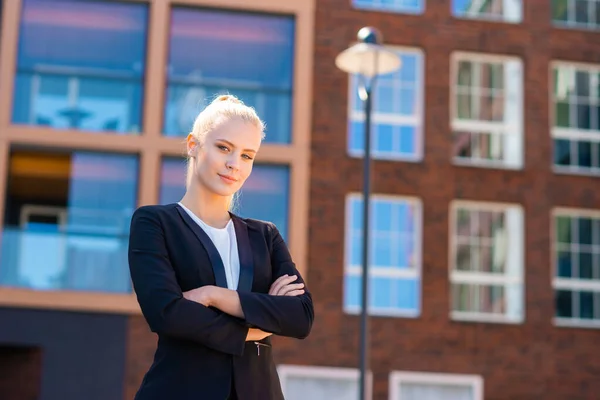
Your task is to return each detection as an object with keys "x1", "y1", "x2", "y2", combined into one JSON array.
[
  {"x1": 278, "y1": 365, "x2": 369, "y2": 400},
  {"x1": 552, "y1": 63, "x2": 600, "y2": 174},
  {"x1": 552, "y1": 0, "x2": 600, "y2": 30},
  {"x1": 164, "y1": 8, "x2": 294, "y2": 143},
  {"x1": 160, "y1": 158, "x2": 290, "y2": 239},
  {"x1": 452, "y1": 53, "x2": 523, "y2": 168},
  {"x1": 352, "y1": 0, "x2": 424, "y2": 14},
  {"x1": 452, "y1": 0, "x2": 522, "y2": 22},
  {"x1": 389, "y1": 371, "x2": 483, "y2": 400},
  {"x1": 553, "y1": 209, "x2": 600, "y2": 328},
  {"x1": 344, "y1": 194, "x2": 421, "y2": 317},
  {"x1": 348, "y1": 48, "x2": 424, "y2": 161},
  {"x1": 450, "y1": 201, "x2": 524, "y2": 323},
  {"x1": 12, "y1": 0, "x2": 148, "y2": 133},
  {"x1": 0, "y1": 149, "x2": 138, "y2": 293}
]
